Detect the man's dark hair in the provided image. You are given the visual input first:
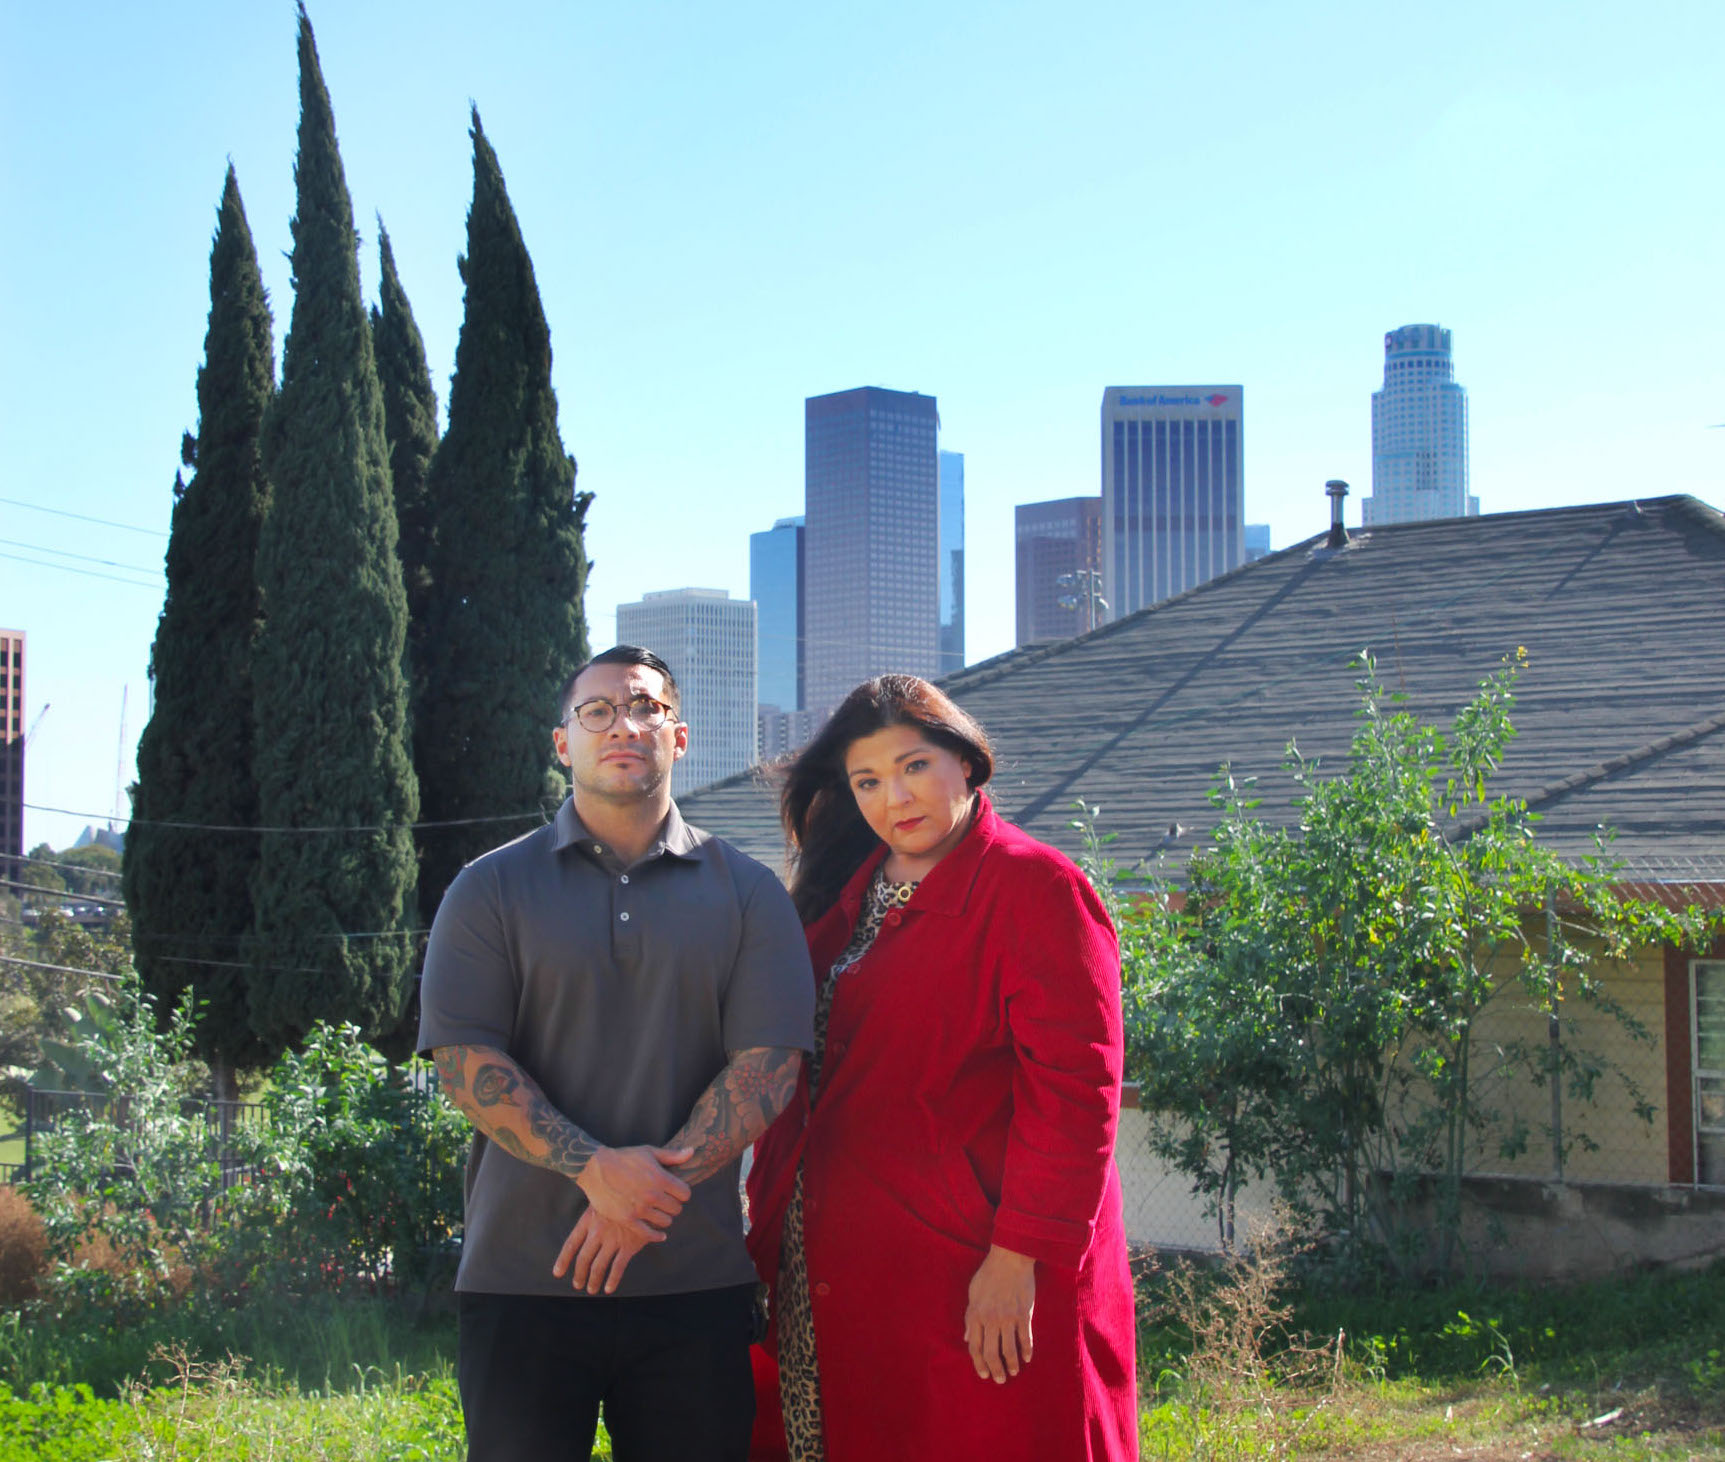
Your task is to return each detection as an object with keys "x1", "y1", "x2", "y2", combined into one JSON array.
[{"x1": 558, "y1": 645, "x2": 681, "y2": 721}]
